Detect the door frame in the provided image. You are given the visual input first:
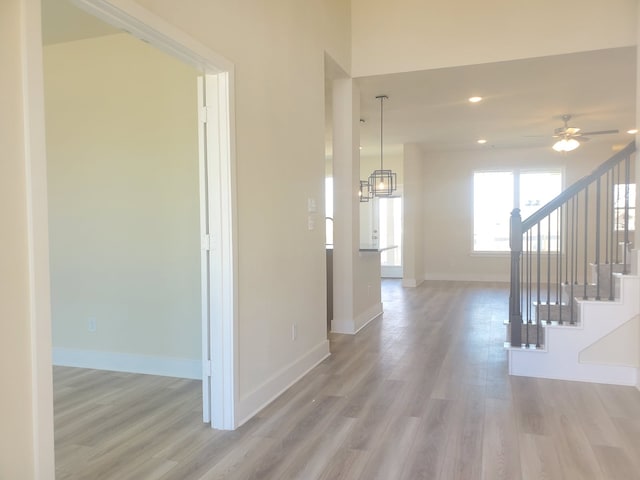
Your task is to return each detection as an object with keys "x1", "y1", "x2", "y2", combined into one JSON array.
[{"x1": 37, "y1": 0, "x2": 238, "y2": 431}]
